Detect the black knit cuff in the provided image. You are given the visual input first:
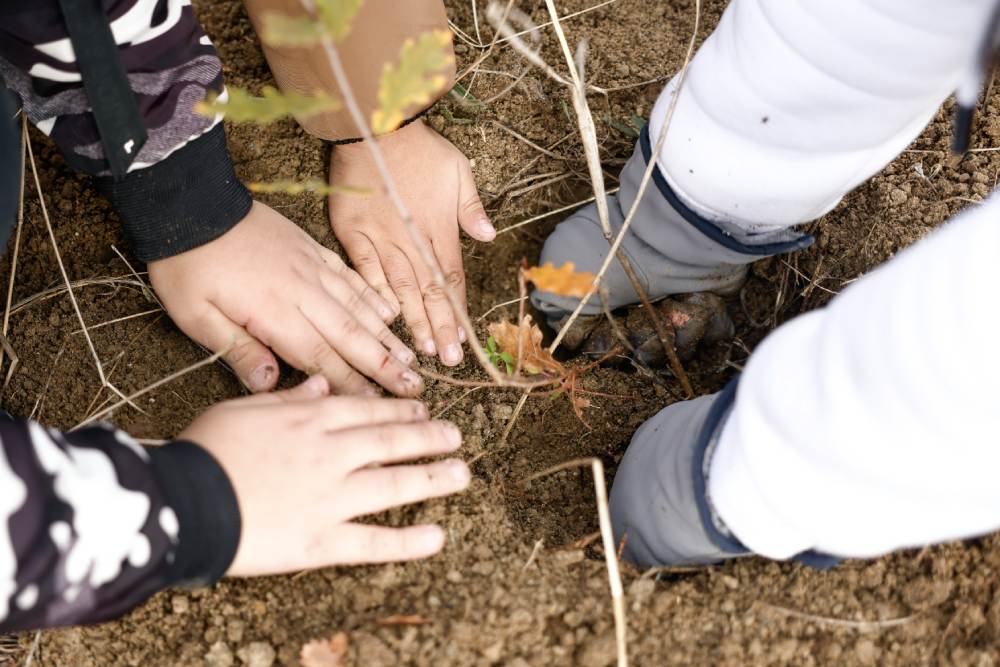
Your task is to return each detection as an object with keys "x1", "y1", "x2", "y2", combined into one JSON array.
[
  {"x1": 149, "y1": 440, "x2": 242, "y2": 588},
  {"x1": 94, "y1": 124, "x2": 253, "y2": 262}
]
